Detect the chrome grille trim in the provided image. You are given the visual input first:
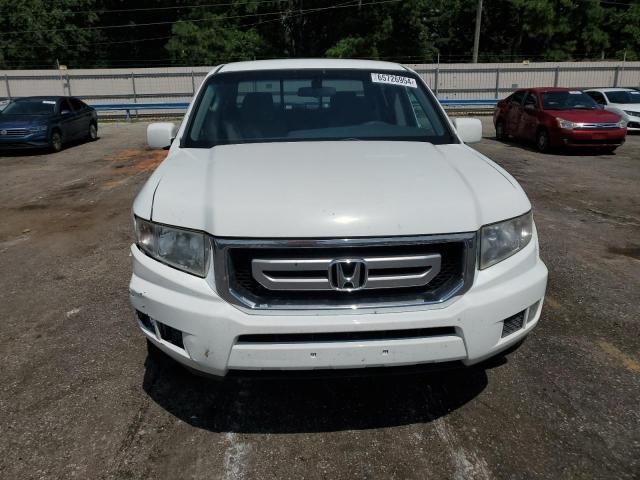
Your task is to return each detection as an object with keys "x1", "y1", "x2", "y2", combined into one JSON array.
[
  {"x1": 251, "y1": 254, "x2": 441, "y2": 291},
  {"x1": 0, "y1": 128, "x2": 29, "y2": 137},
  {"x1": 574, "y1": 122, "x2": 620, "y2": 129},
  {"x1": 213, "y1": 233, "x2": 477, "y2": 312}
]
